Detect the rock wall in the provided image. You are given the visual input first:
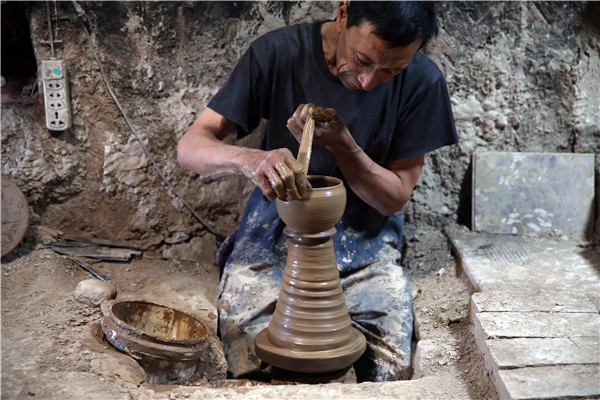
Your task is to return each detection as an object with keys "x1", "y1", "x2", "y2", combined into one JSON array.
[{"x1": 2, "y1": 2, "x2": 599, "y2": 263}]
